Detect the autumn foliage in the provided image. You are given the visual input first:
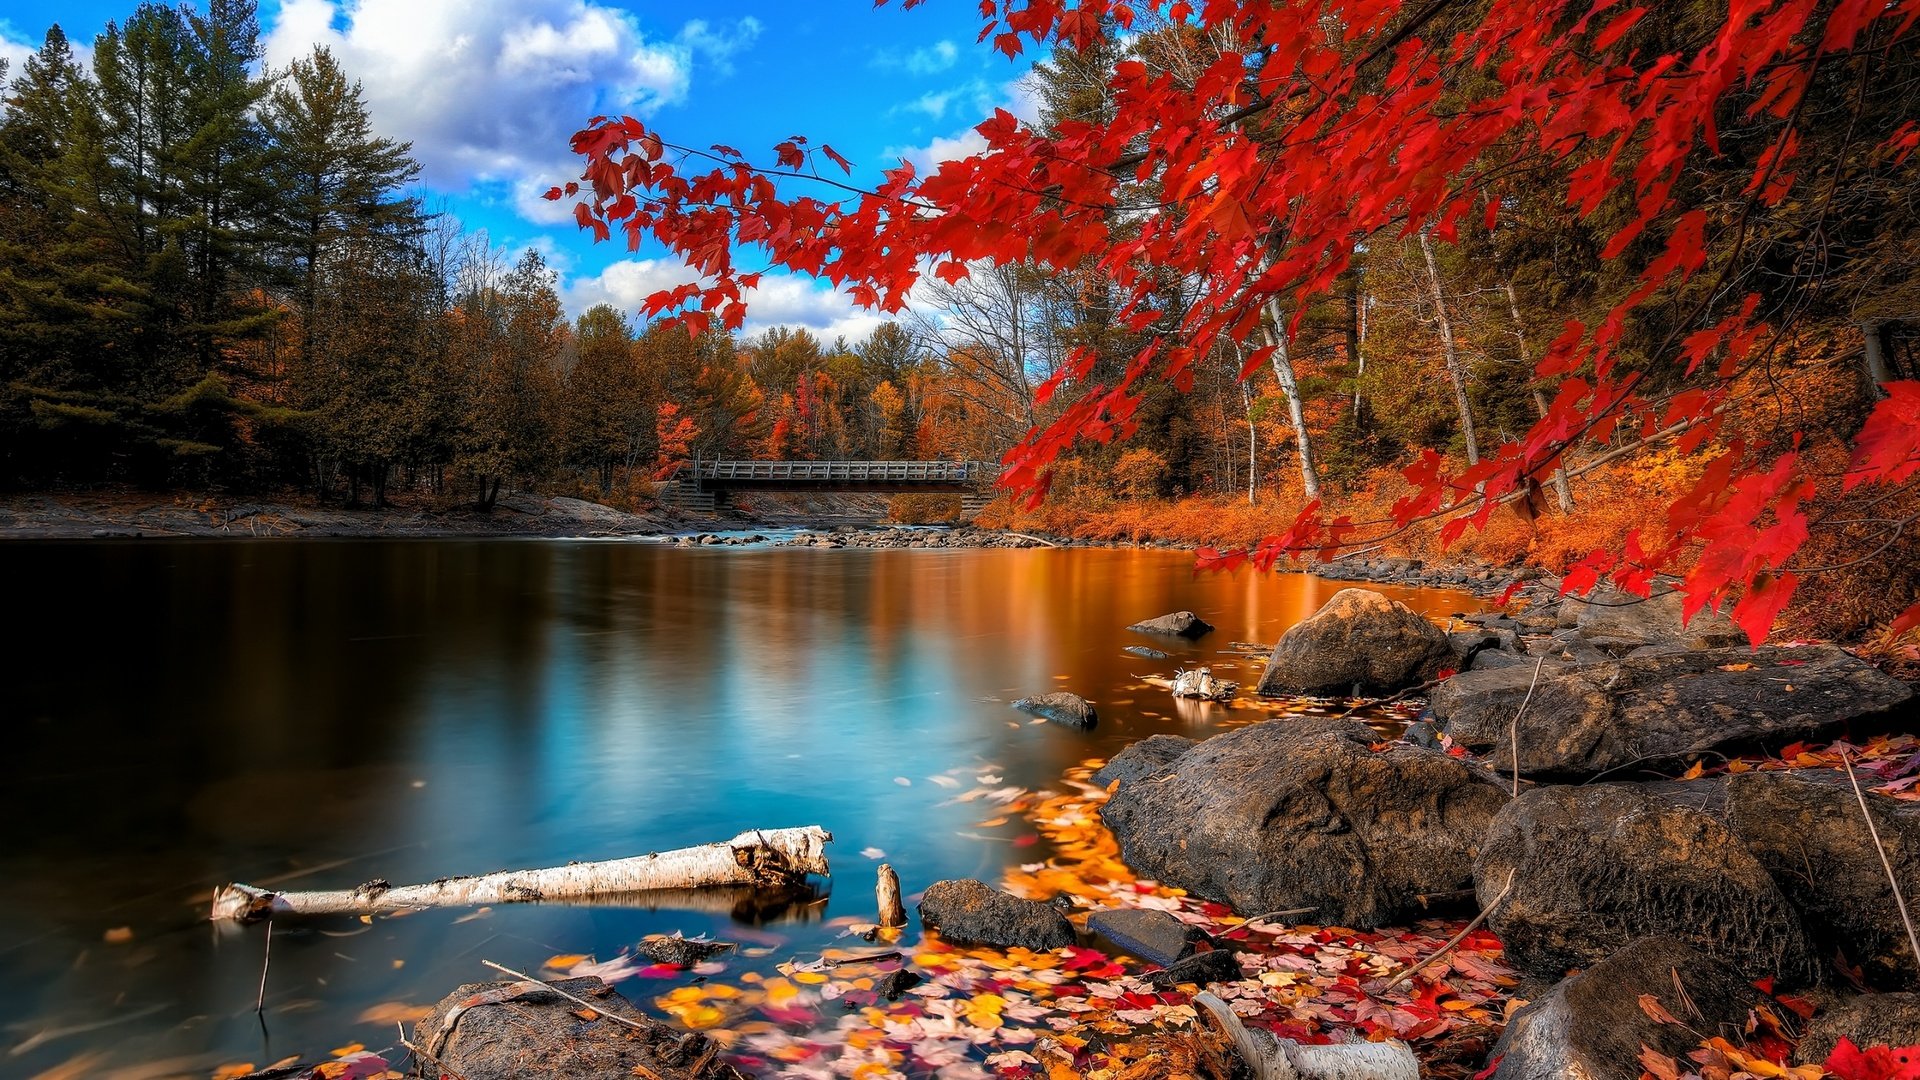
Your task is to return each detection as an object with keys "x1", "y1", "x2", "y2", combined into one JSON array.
[{"x1": 555, "y1": 0, "x2": 1920, "y2": 641}]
